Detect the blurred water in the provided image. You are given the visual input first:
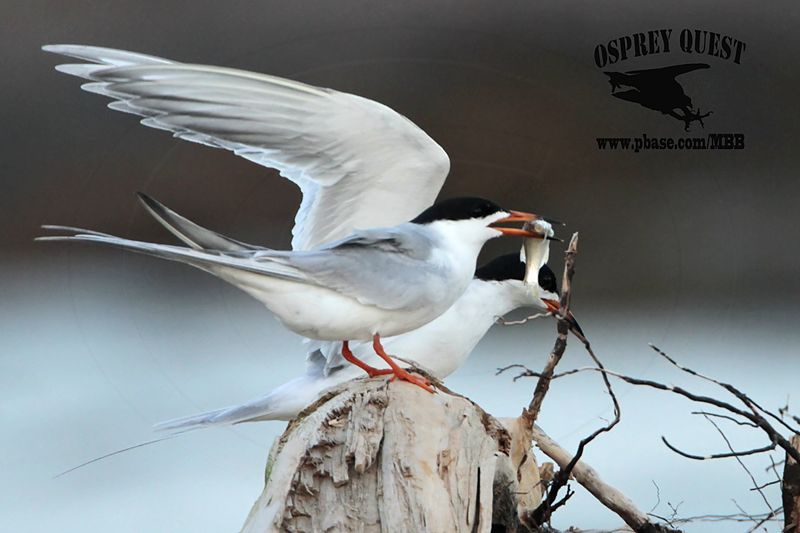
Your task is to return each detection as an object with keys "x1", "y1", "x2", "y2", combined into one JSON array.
[{"x1": 3, "y1": 253, "x2": 797, "y2": 532}]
